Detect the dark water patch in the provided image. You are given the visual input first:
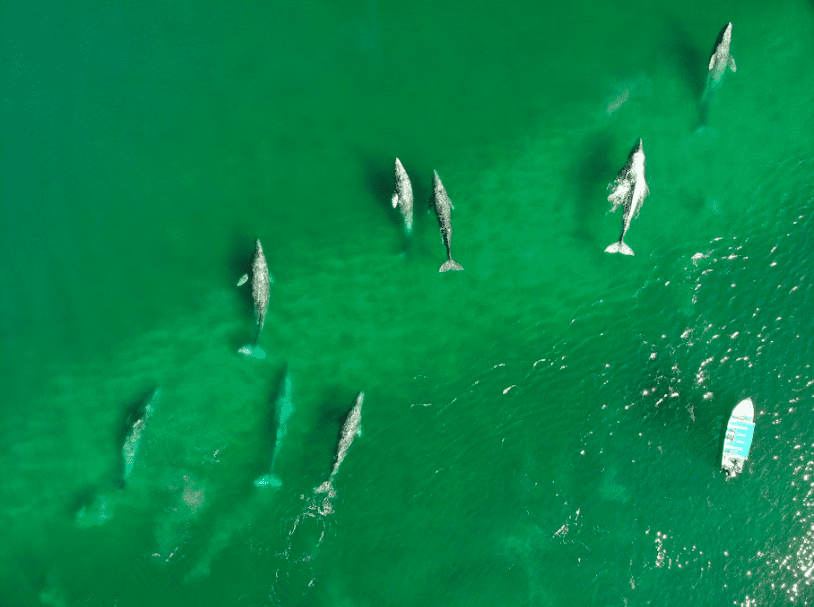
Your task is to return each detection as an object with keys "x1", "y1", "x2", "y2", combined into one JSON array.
[
  {"x1": 571, "y1": 129, "x2": 616, "y2": 245},
  {"x1": 663, "y1": 18, "x2": 706, "y2": 100}
]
